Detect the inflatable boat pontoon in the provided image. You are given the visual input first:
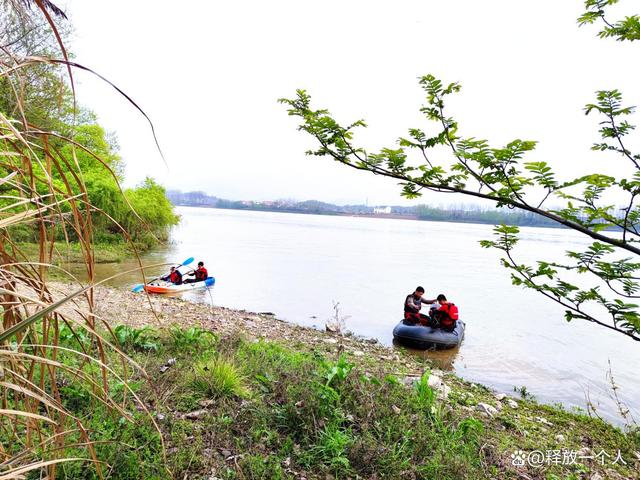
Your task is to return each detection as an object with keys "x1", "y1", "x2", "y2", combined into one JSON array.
[{"x1": 393, "y1": 319, "x2": 465, "y2": 350}]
